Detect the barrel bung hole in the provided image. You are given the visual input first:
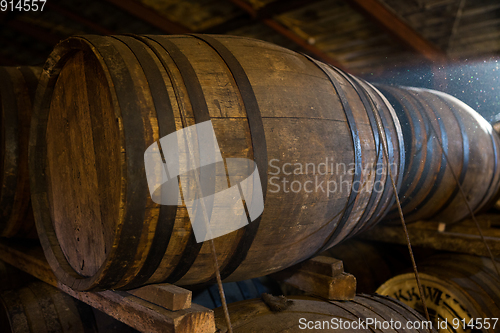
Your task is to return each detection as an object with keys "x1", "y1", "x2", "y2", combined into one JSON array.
[{"x1": 46, "y1": 49, "x2": 121, "y2": 277}]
